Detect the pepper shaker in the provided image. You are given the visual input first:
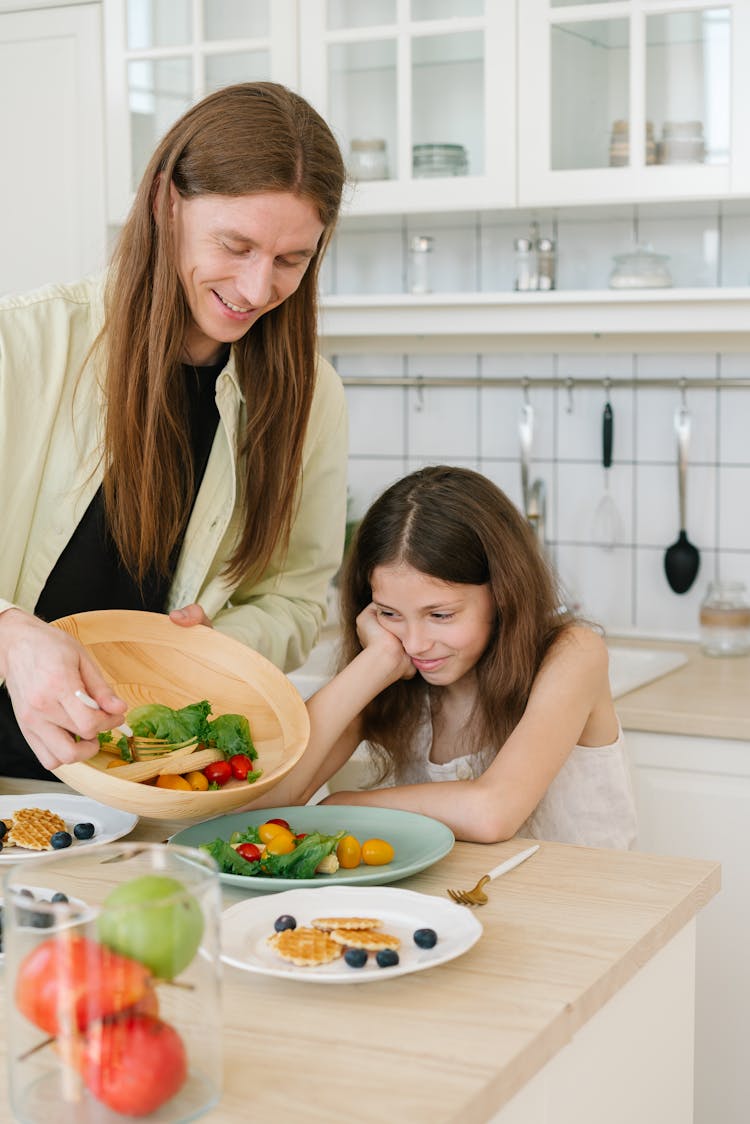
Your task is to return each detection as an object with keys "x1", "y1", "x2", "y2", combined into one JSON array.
[{"x1": 536, "y1": 236, "x2": 557, "y2": 291}]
